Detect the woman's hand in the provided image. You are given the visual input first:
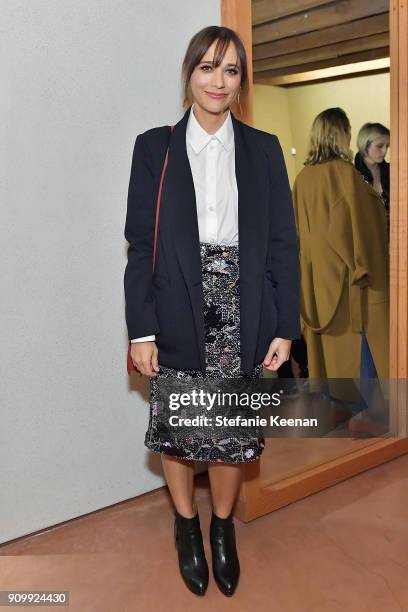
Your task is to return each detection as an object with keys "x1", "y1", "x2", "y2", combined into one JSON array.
[
  {"x1": 263, "y1": 337, "x2": 292, "y2": 372},
  {"x1": 130, "y1": 341, "x2": 160, "y2": 378}
]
